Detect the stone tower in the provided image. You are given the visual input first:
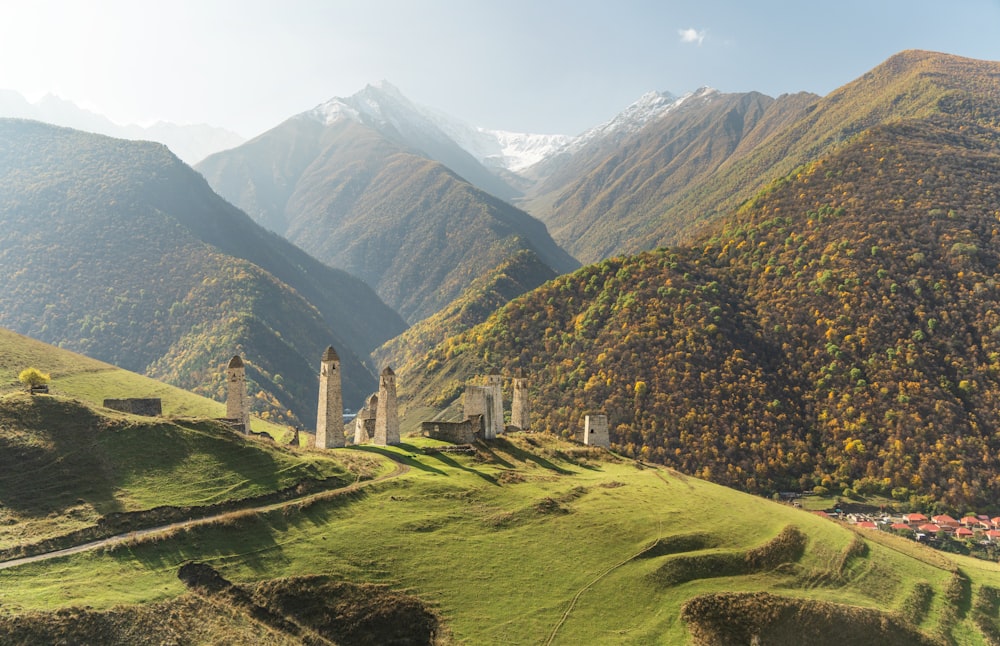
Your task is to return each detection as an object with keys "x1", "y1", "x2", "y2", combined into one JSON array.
[
  {"x1": 511, "y1": 369, "x2": 530, "y2": 431},
  {"x1": 315, "y1": 346, "x2": 345, "y2": 449},
  {"x1": 487, "y1": 370, "x2": 504, "y2": 437},
  {"x1": 583, "y1": 414, "x2": 610, "y2": 448},
  {"x1": 226, "y1": 354, "x2": 251, "y2": 433},
  {"x1": 373, "y1": 366, "x2": 400, "y2": 446}
]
